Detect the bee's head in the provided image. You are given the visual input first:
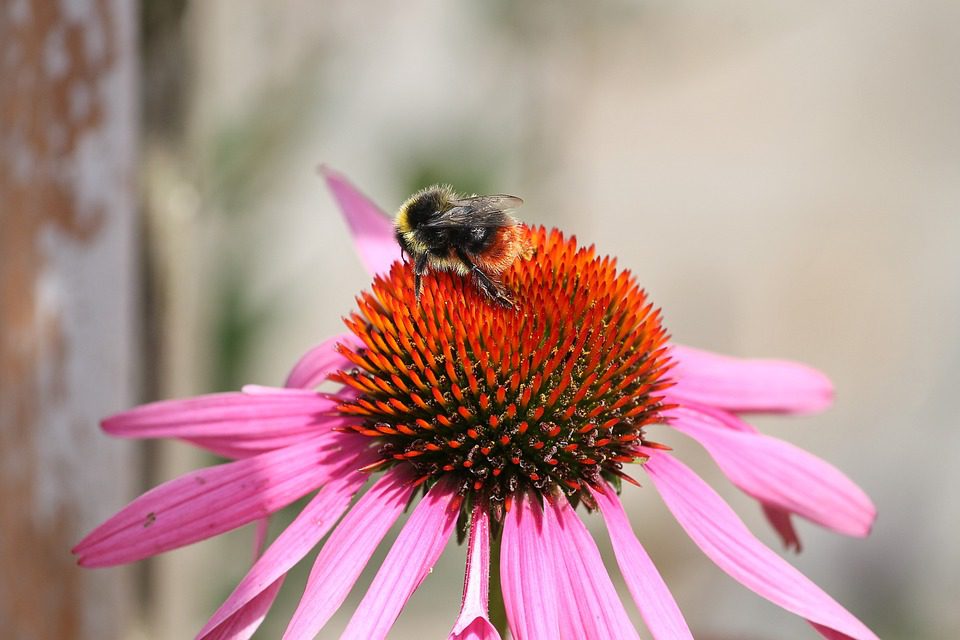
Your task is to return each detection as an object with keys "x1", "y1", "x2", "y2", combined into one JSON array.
[{"x1": 398, "y1": 184, "x2": 457, "y2": 227}]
